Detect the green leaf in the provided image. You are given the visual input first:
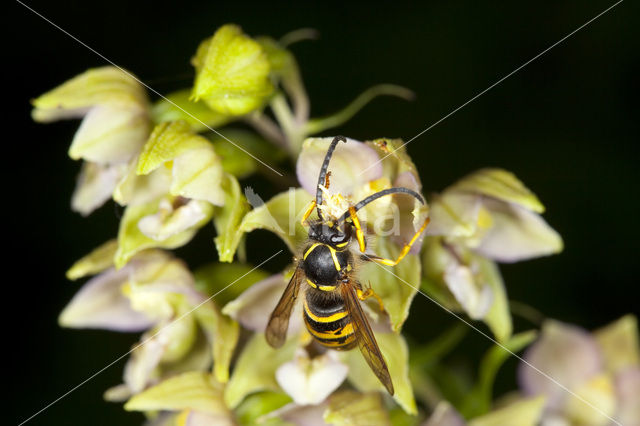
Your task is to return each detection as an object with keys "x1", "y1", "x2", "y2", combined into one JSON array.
[
  {"x1": 459, "y1": 330, "x2": 537, "y2": 418},
  {"x1": 192, "y1": 24, "x2": 274, "y2": 115},
  {"x1": 324, "y1": 390, "x2": 391, "y2": 426},
  {"x1": 124, "y1": 371, "x2": 230, "y2": 416},
  {"x1": 214, "y1": 174, "x2": 250, "y2": 262},
  {"x1": 115, "y1": 197, "x2": 208, "y2": 268},
  {"x1": 344, "y1": 332, "x2": 416, "y2": 415},
  {"x1": 234, "y1": 391, "x2": 292, "y2": 426},
  {"x1": 449, "y1": 168, "x2": 545, "y2": 213},
  {"x1": 66, "y1": 239, "x2": 118, "y2": 280},
  {"x1": 224, "y1": 333, "x2": 298, "y2": 409},
  {"x1": 476, "y1": 255, "x2": 512, "y2": 343},
  {"x1": 359, "y1": 237, "x2": 421, "y2": 332},
  {"x1": 151, "y1": 89, "x2": 231, "y2": 131},
  {"x1": 238, "y1": 188, "x2": 310, "y2": 253},
  {"x1": 193, "y1": 262, "x2": 269, "y2": 307},
  {"x1": 468, "y1": 396, "x2": 546, "y2": 426},
  {"x1": 137, "y1": 121, "x2": 225, "y2": 205},
  {"x1": 193, "y1": 300, "x2": 240, "y2": 383}
]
